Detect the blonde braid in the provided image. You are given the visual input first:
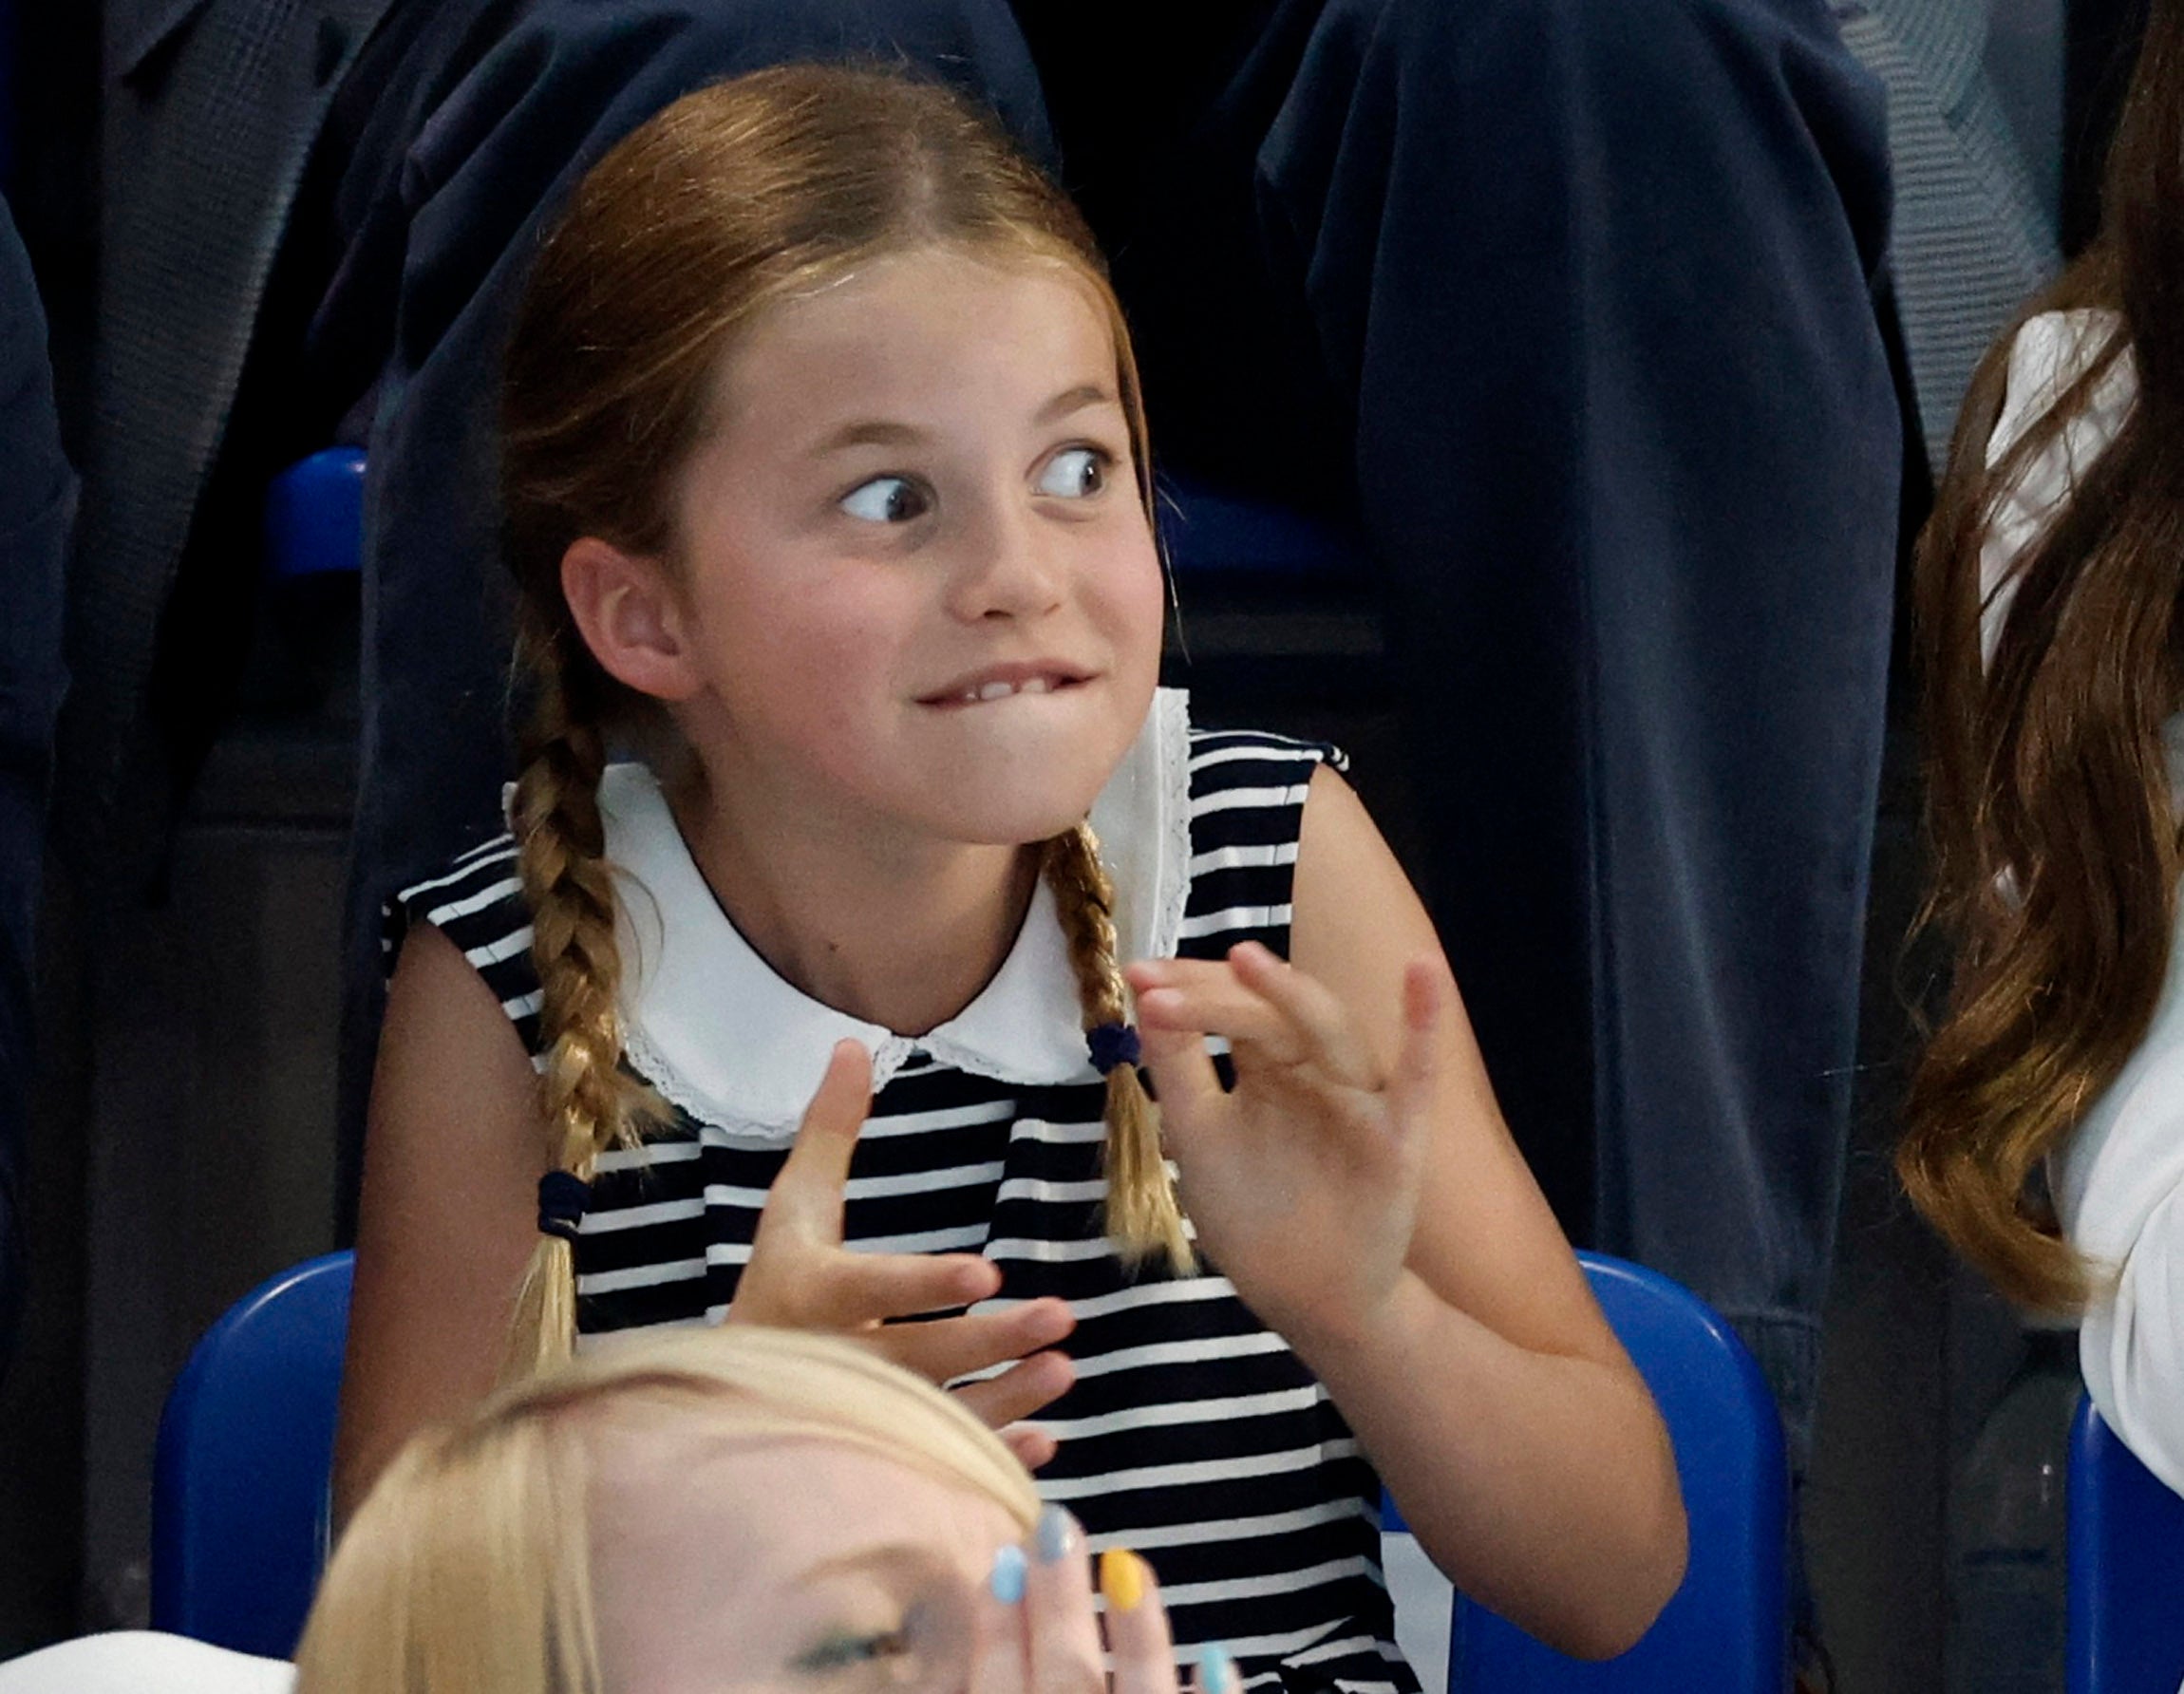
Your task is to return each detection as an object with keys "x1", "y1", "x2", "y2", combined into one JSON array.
[
  {"x1": 1043, "y1": 823, "x2": 1193, "y2": 1272},
  {"x1": 505, "y1": 652, "x2": 657, "y2": 1381}
]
